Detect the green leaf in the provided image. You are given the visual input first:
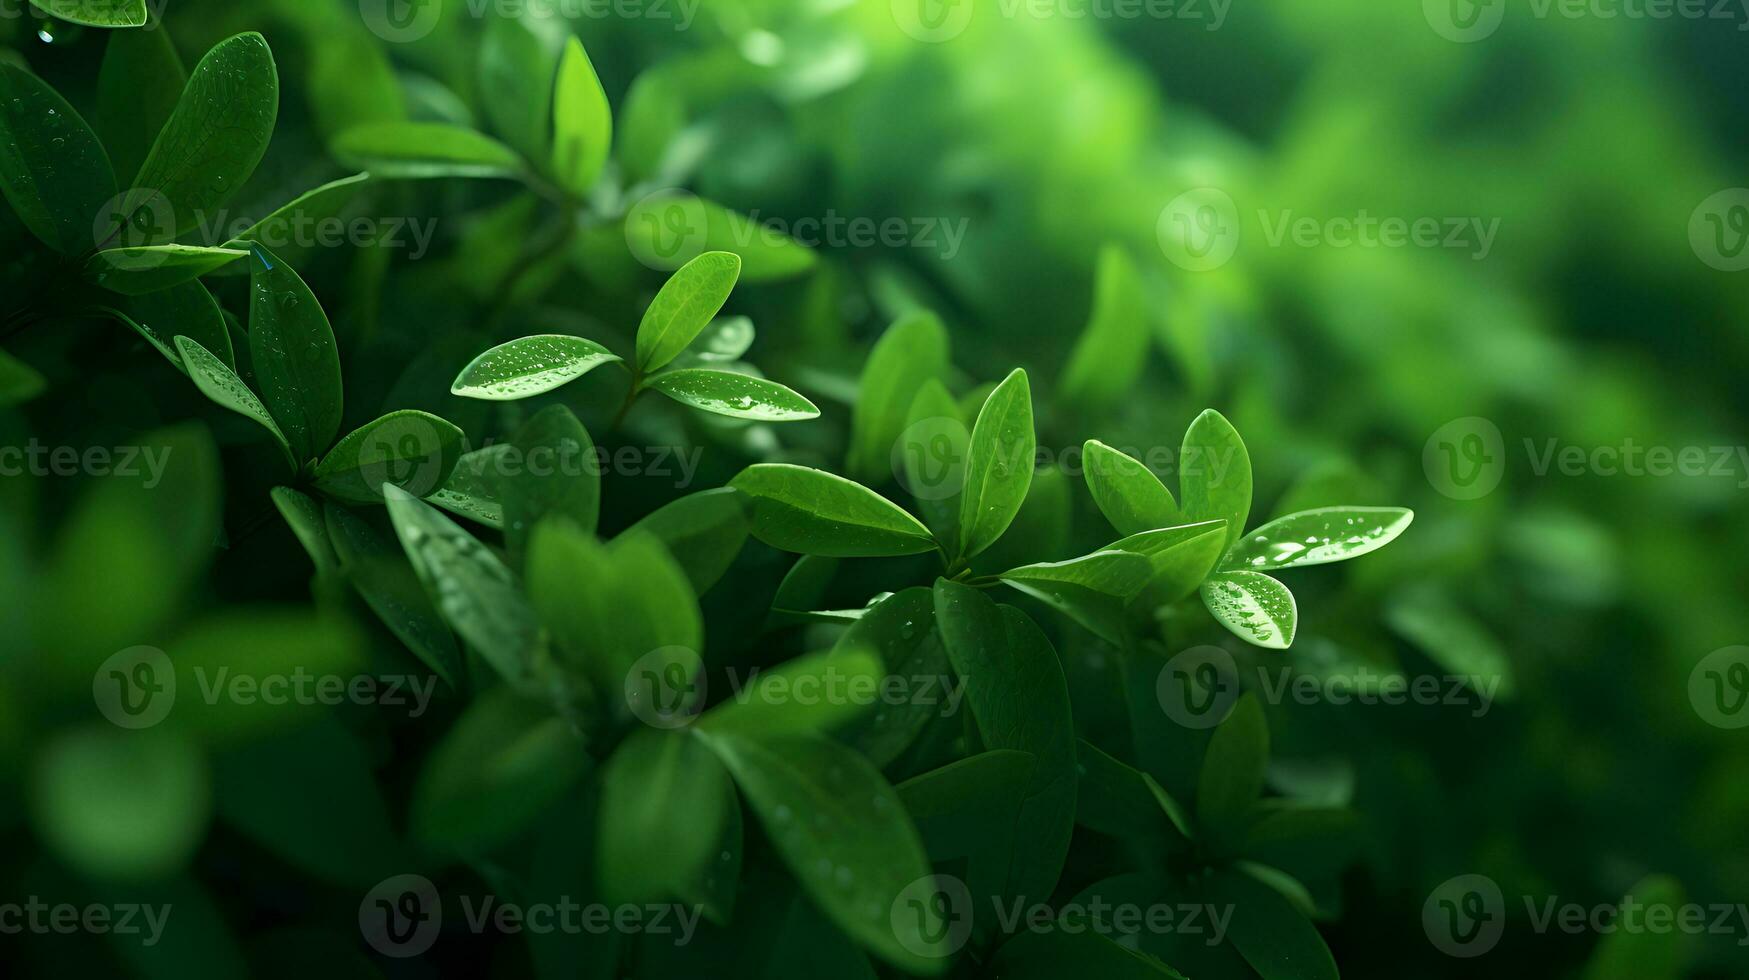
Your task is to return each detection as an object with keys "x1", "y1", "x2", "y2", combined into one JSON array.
[
  {"x1": 1582, "y1": 875, "x2": 1689, "y2": 980},
  {"x1": 217, "y1": 172, "x2": 372, "y2": 260},
  {"x1": 1223, "y1": 506, "x2": 1414, "y2": 571},
  {"x1": 479, "y1": 8, "x2": 566, "y2": 164},
  {"x1": 412, "y1": 687, "x2": 587, "y2": 852},
  {"x1": 897, "y1": 749, "x2": 1036, "y2": 944},
  {"x1": 835, "y1": 589, "x2": 951, "y2": 766},
  {"x1": 617, "y1": 68, "x2": 685, "y2": 185},
  {"x1": 525, "y1": 520, "x2": 702, "y2": 704},
  {"x1": 933, "y1": 580, "x2": 1076, "y2": 906},
  {"x1": 0, "y1": 63, "x2": 117, "y2": 254},
  {"x1": 124, "y1": 32, "x2": 279, "y2": 238},
  {"x1": 621, "y1": 488, "x2": 748, "y2": 595},
  {"x1": 901, "y1": 378, "x2": 965, "y2": 538},
  {"x1": 1195, "y1": 693, "x2": 1267, "y2": 844},
  {"x1": 332, "y1": 122, "x2": 524, "y2": 179},
  {"x1": 990, "y1": 929, "x2": 1188, "y2": 979},
  {"x1": 647, "y1": 368, "x2": 820, "y2": 421},
  {"x1": 698, "y1": 732, "x2": 946, "y2": 975},
  {"x1": 636, "y1": 251, "x2": 743, "y2": 373},
  {"x1": 1179, "y1": 409, "x2": 1253, "y2": 553},
  {"x1": 1000, "y1": 549, "x2": 1155, "y2": 598},
  {"x1": 85, "y1": 245, "x2": 249, "y2": 294},
  {"x1": 503, "y1": 405, "x2": 599, "y2": 568},
  {"x1": 552, "y1": 36, "x2": 612, "y2": 196},
  {"x1": 172, "y1": 335, "x2": 295, "y2": 470},
  {"x1": 97, "y1": 25, "x2": 187, "y2": 185},
  {"x1": 31, "y1": 727, "x2": 207, "y2": 881},
  {"x1": 957, "y1": 368, "x2": 1035, "y2": 562},
  {"x1": 0, "y1": 348, "x2": 46, "y2": 407},
  {"x1": 848, "y1": 311, "x2": 950, "y2": 482},
  {"x1": 383, "y1": 484, "x2": 542, "y2": 690},
  {"x1": 426, "y1": 446, "x2": 509, "y2": 529},
  {"x1": 1059, "y1": 246, "x2": 1152, "y2": 413},
  {"x1": 324, "y1": 501, "x2": 462, "y2": 687},
  {"x1": 688, "y1": 316, "x2": 756, "y2": 363},
  {"x1": 271, "y1": 486, "x2": 339, "y2": 575},
  {"x1": 313, "y1": 411, "x2": 467, "y2": 503},
  {"x1": 29, "y1": 0, "x2": 147, "y2": 27},
  {"x1": 624, "y1": 192, "x2": 816, "y2": 281},
  {"x1": 1201, "y1": 571, "x2": 1298, "y2": 650},
  {"x1": 730, "y1": 464, "x2": 936, "y2": 558},
  {"x1": 699, "y1": 649, "x2": 884, "y2": 738},
  {"x1": 450, "y1": 334, "x2": 622, "y2": 401},
  {"x1": 1074, "y1": 739, "x2": 1187, "y2": 843},
  {"x1": 1112, "y1": 519, "x2": 1230, "y2": 607},
  {"x1": 1084, "y1": 439, "x2": 1182, "y2": 536},
  {"x1": 249, "y1": 246, "x2": 343, "y2": 463},
  {"x1": 112, "y1": 280, "x2": 233, "y2": 372},
  {"x1": 597, "y1": 729, "x2": 733, "y2": 906},
  {"x1": 1205, "y1": 869, "x2": 1338, "y2": 980}
]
